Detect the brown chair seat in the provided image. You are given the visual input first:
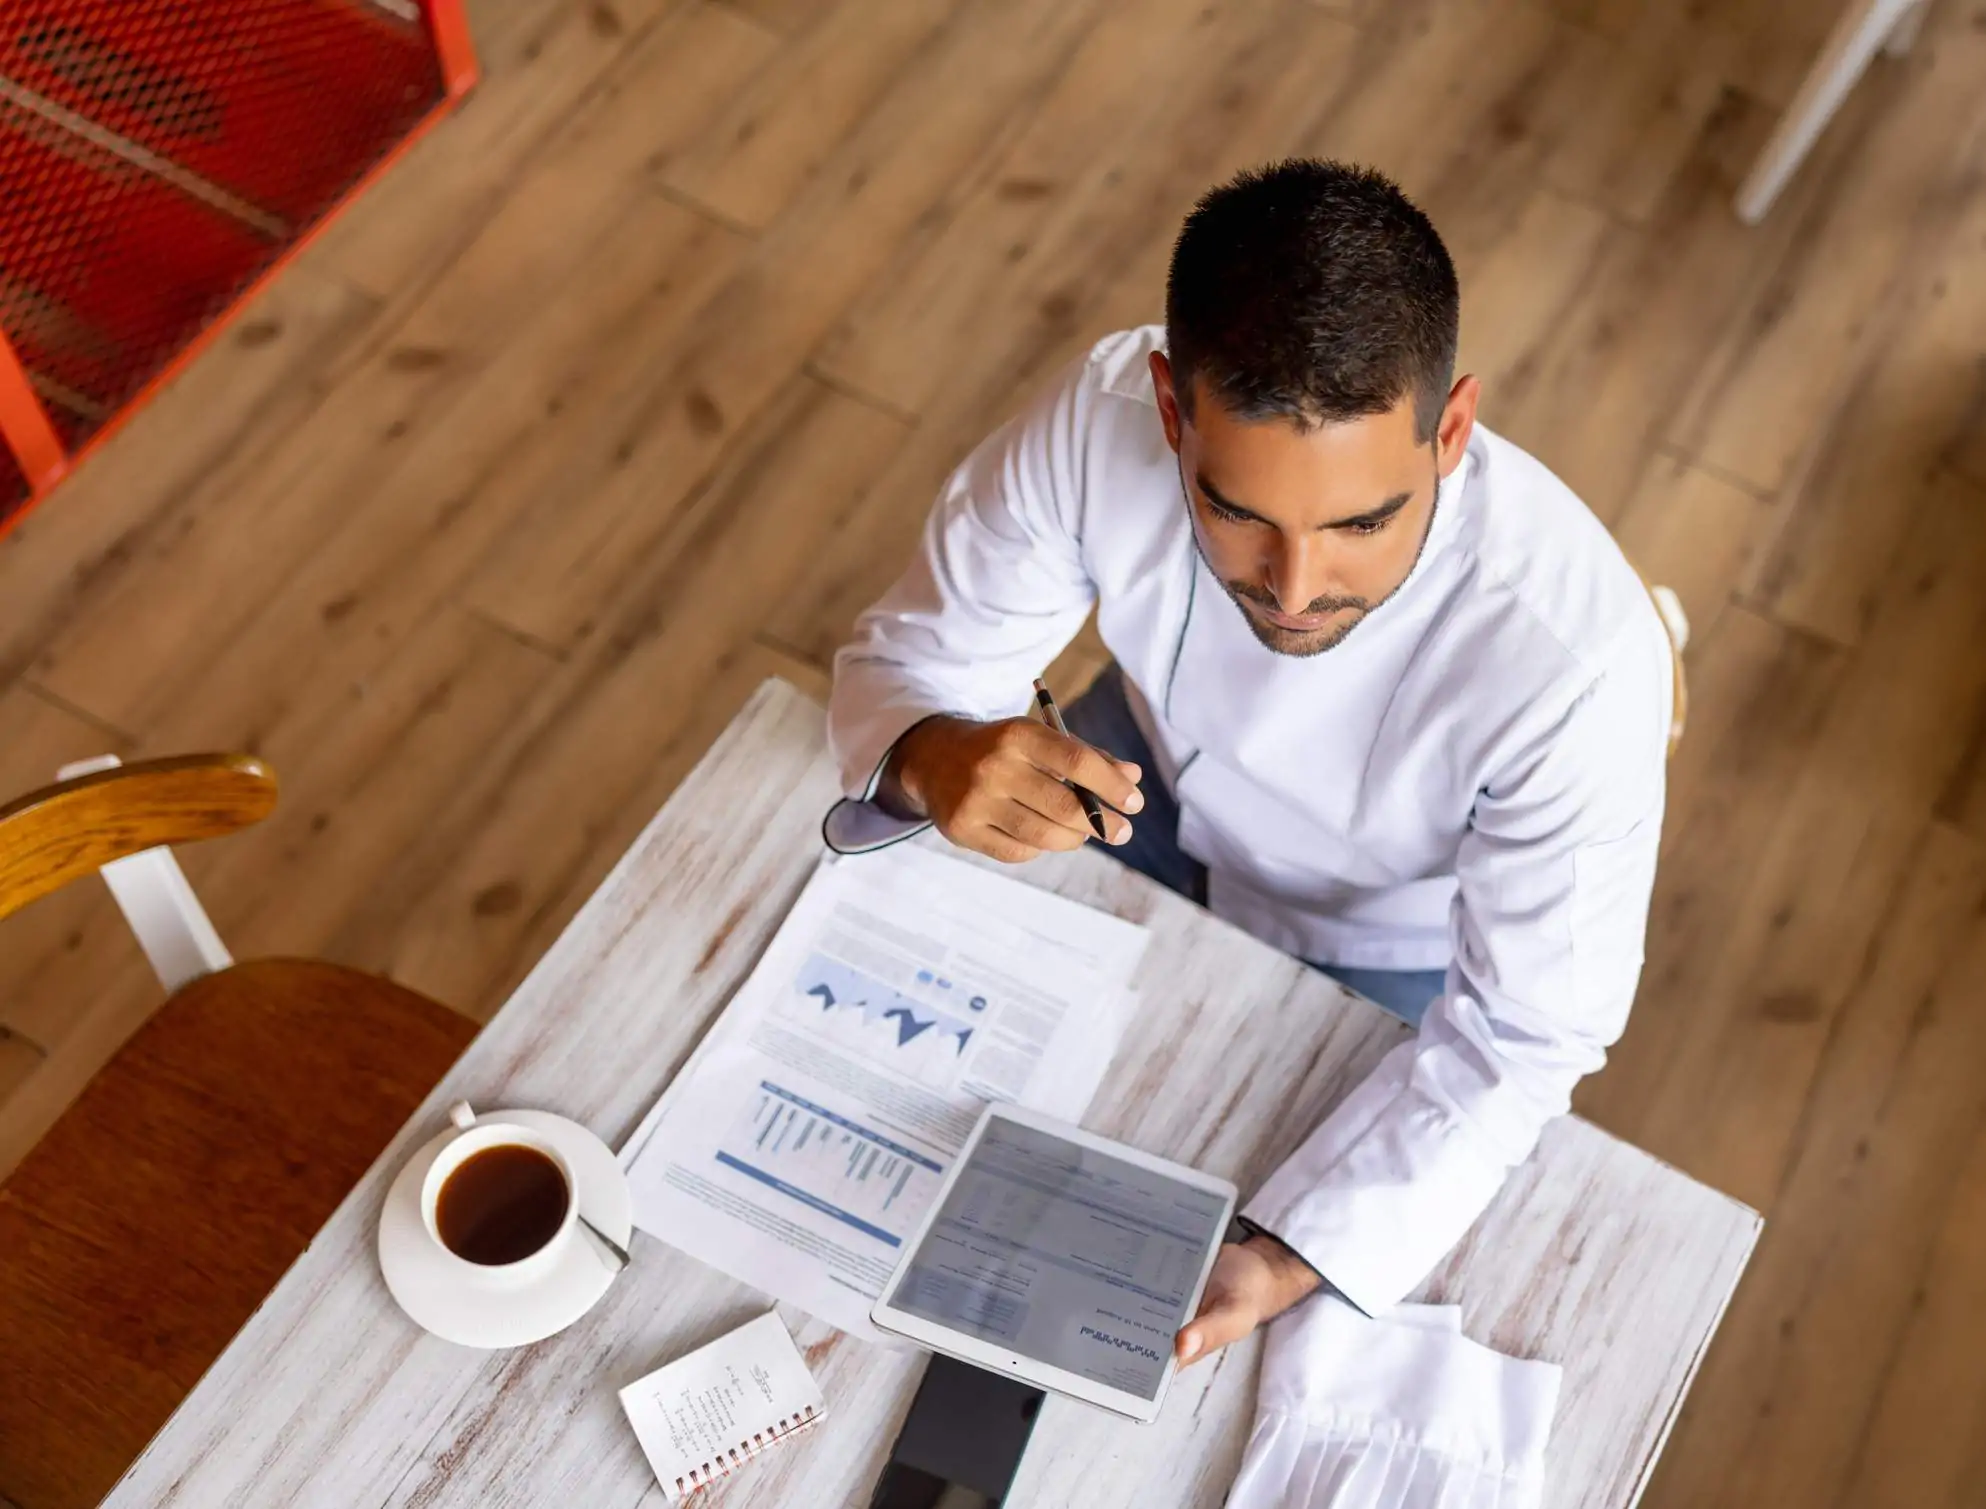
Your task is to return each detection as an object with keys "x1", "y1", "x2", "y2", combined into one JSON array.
[{"x1": 0, "y1": 957, "x2": 476, "y2": 1509}]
